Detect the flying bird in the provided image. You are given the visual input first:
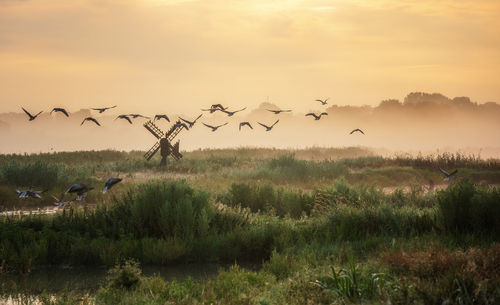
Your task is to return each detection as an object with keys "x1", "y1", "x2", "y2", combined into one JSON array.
[
  {"x1": 306, "y1": 112, "x2": 328, "y2": 120},
  {"x1": 201, "y1": 104, "x2": 227, "y2": 113},
  {"x1": 66, "y1": 184, "x2": 94, "y2": 201},
  {"x1": 22, "y1": 107, "x2": 43, "y2": 121},
  {"x1": 154, "y1": 114, "x2": 170, "y2": 122},
  {"x1": 350, "y1": 128, "x2": 365, "y2": 135},
  {"x1": 267, "y1": 109, "x2": 292, "y2": 115},
  {"x1": 439, "y1": 168, "x2": 458, "y2": 181},
  {"x1": 258, "y1": 119, "x2": 279, "y2": 131},
  {"x1": 239, "y1": 121, "x2": 253, "y2": 130},
  {"x1": 92, "y1": 105, "x2": 117, "y2": 113},
  {"x1": 115, "y1": 115, "x2": 132, "y2": 124},
  {"x1": 81, "y1": 117, "x2": 101, "y2": 126},
  {"x1": 201, "y1": 108, "x2": 221, "y2": 113},
  {"x1": 316, "y1": 98, "x2": 329, "y2": 105},
  {"x1": 50, "y1": 108, "x2": 69, "y2": 117},
  {"x1": 173, "y1": 121, "x2": 190, "y2": 130},
  {"x1": 211, "y1": 104, "x2": 227, "y2": 110},
  {"x1": 129, "y1": 114, "x2": 151, "y2": 119},
  {"x1": 179, "y1": 114, "x2": 203, "y2": 128},
  {"x1": 15, "y1": 189, "x2": 47, "y2": 199},
  {"x1": 202, "y1": 122, "x2": 228, "y2": 132},
  {"x1": 221, "y1": 107, "x2": 247, "y2": 117},
  {"x1": 103, "y1": 177, "x2": 122, "y2": 194}
]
